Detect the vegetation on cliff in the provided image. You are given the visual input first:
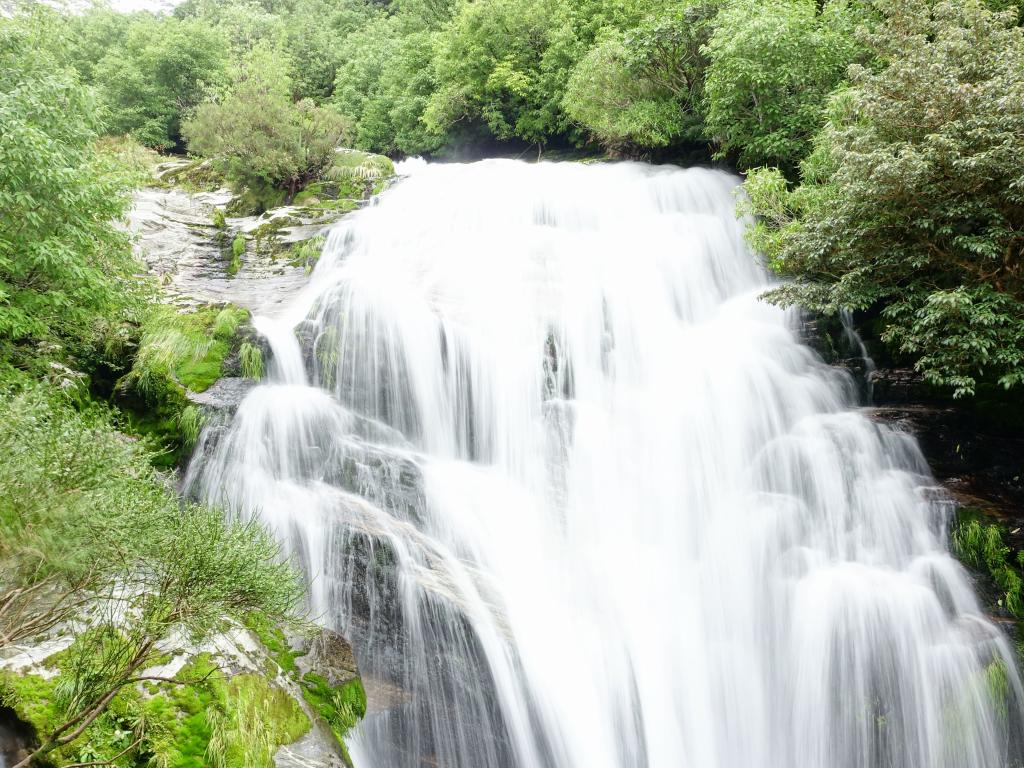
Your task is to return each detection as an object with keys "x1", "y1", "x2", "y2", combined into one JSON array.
[
  {"x1": 0, "y1": 11, "x2": 146, "y2": 383},
  {"x1": 0, "y1": 11, "x2": 364, "y2": 765},
  {"x1": 746, "y1": 0, "x2": 1024, "y2": 398},
  {"x1": 0, "y1": 387, "x2": 307, "y2": 766},
  {"x1": 6, "y1": 0, "x2": 1020, "y2": 397}
]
